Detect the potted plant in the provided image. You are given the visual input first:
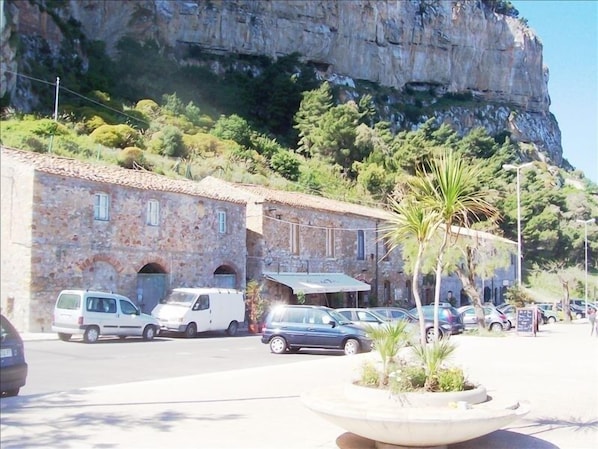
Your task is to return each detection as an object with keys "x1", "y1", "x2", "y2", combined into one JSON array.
[
  {"x1": 302, "y1": 321, "x2": 529, "y2": 448},
  {"x1": 246, "y1": 280, "x2": 267, "y2": 333}
]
